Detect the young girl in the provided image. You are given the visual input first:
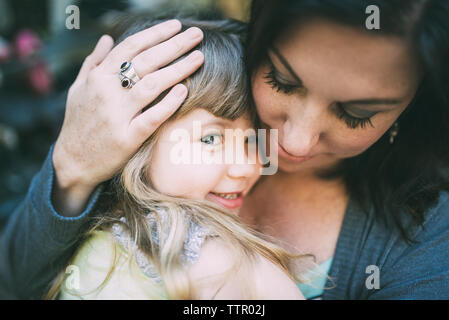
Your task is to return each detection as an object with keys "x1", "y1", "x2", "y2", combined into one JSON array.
[{"x1": 48, "y1": 17, "x2": 310, "y2": 300}]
